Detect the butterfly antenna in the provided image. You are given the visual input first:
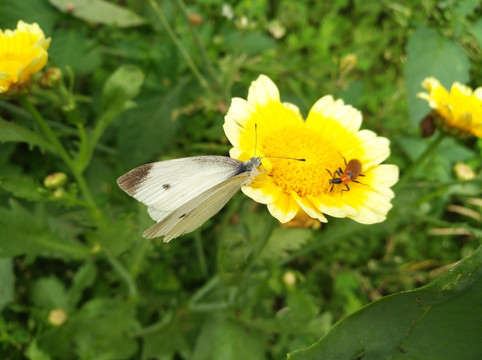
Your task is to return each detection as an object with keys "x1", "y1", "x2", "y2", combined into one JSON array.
[
  {"x1": 254, "y1": 123, "x2": 304, "y2": 162},
  {"x1": 262, "y1": 155, "x2": 306, "y2": 162},
  {"x1": 254, "y1": 123, "x2": 258, "y2": 157}
]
